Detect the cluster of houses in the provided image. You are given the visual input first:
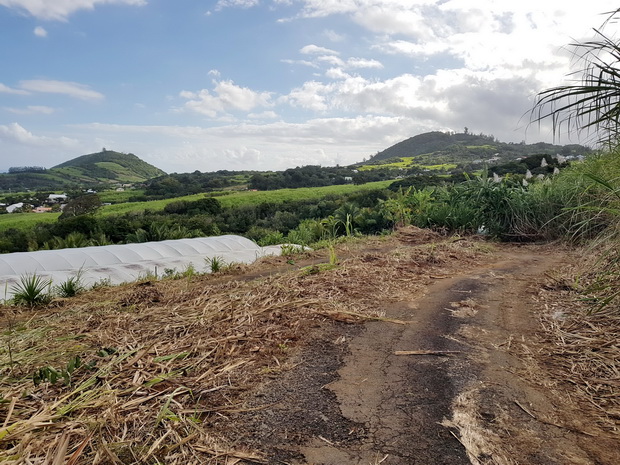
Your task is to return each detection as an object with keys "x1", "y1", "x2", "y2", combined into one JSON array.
[{"x1": 1, "y1": 193, "x2": 68, "y2": 214}]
